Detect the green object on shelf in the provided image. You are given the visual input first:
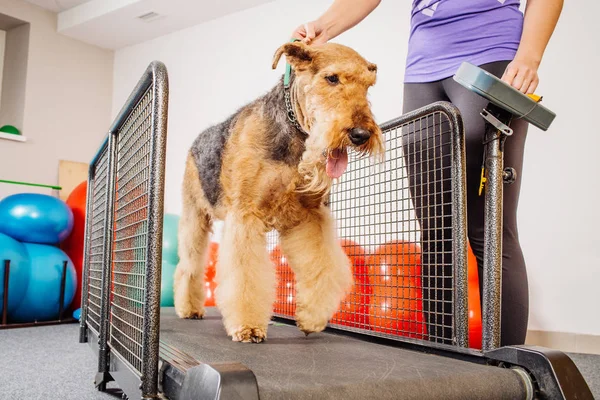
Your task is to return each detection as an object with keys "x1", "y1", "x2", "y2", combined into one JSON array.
[
  {"x1": 0, "y1": 125, "x2": 21, "y2": 136},
  {"x1": 0, "y1": 179, "x2": 62, "y2": 190}
]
